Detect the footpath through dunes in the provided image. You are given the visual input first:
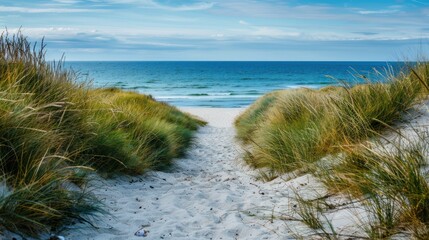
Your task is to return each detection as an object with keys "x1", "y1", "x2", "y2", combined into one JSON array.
[{"x1": 59, "y1": 108, "x2": 319, "y2": 240}]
